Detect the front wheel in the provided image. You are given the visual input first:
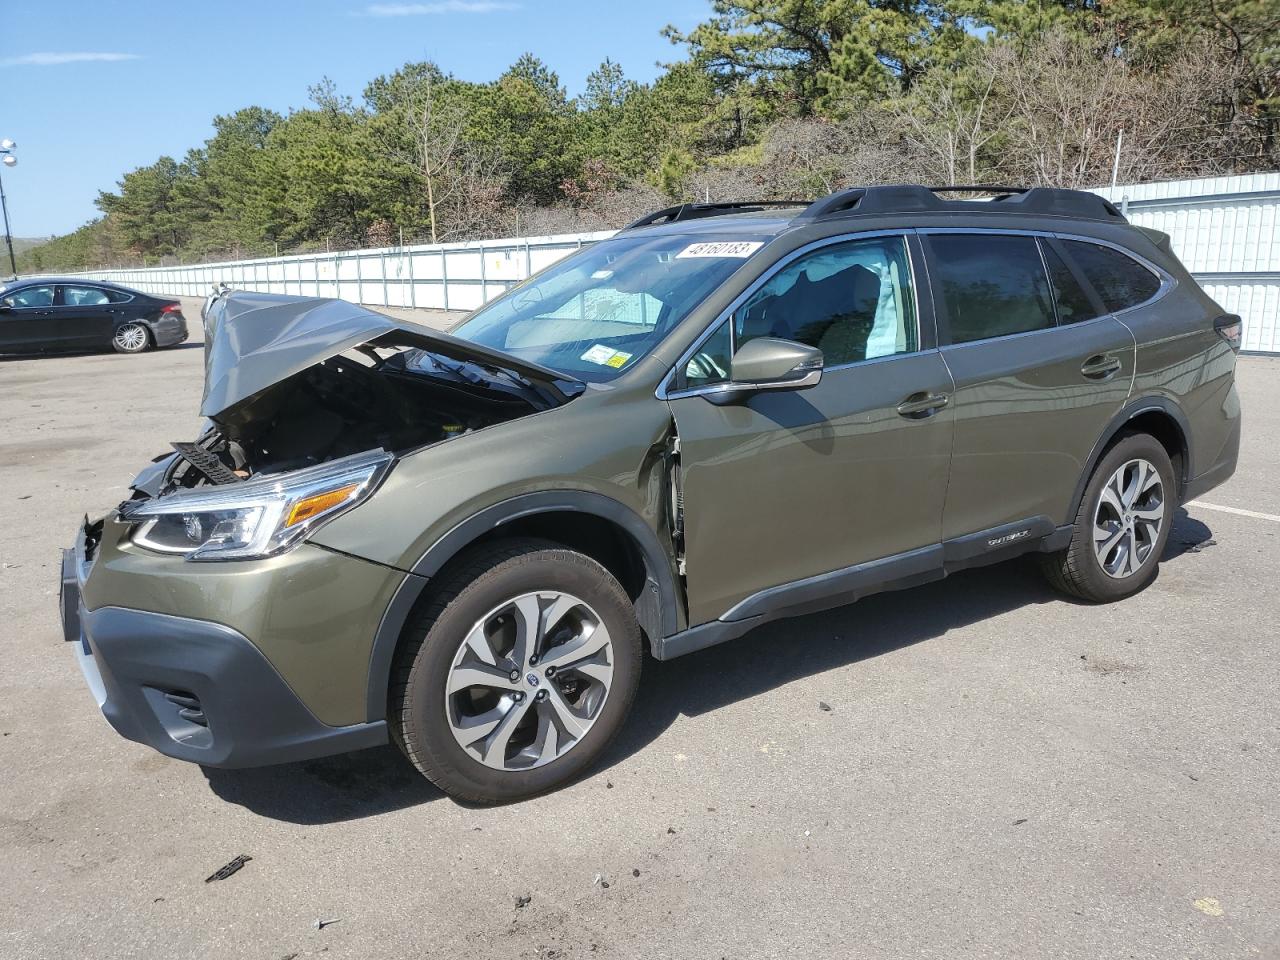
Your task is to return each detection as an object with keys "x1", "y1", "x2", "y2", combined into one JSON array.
[
  {"x1": 111, "y1": 322, "x2": 151, "y2": 354},
  {"x1": 1041, "y1": 432, "x2": 1176, "y2": 602},
  {"x1": 389, "y1": 539, "x2": 642, "y2": 803}
]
